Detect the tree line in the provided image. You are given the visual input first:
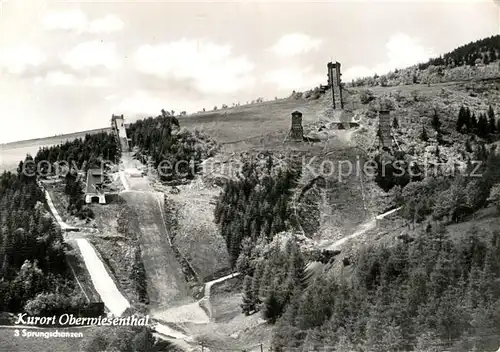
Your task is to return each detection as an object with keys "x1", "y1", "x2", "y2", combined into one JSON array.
[
  {"x1": 35, "y1": 131, "x2": 120, "y2": 172},
  {"x1": 126, "y1": 109, "x2": 219, "y2": 182},
  {"x1": 419, "y1": 35, "x2": 500, "y2": 70},
  {"x1": 456, "y1": 105, "x2": 497, "y2": 140}
]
